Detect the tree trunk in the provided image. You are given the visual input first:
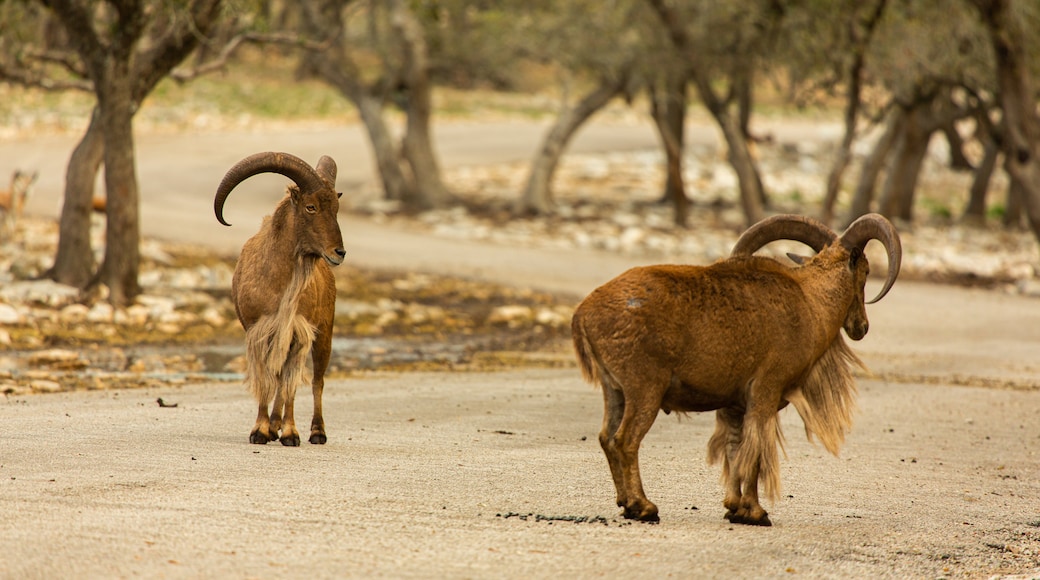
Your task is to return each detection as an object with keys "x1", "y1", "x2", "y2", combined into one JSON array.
[
  {"x1": 644, "y1": 0, "x2": 765, "y2": 226},
  {"x1": 45, "y1": 106, "x2": 103, "y2": 287},
  {"x1": 714, "y1": 107, "x2": 765, "y2": 226},
  {"x1": 820, "y1": 3, "x2": 876, "y2": 225},
  {"x1": 963, "y1": 133, "x2": 999, "y2": 225},
  {"x1": 878, "y1": 106, "x2": 932, "y2": 222},
  {"x1": 974, "y1": 0, "x2": 1040, "y2": 245},
  {"x1": 1004, "y1": 174, "x2": 1026, "y2": 229},
  {"x1": 517, "y1": 75, "x2": 627, "y2": 214},
  {"x1": 650, "y1": 75, "x2": 688, "y2": 227},
  {"x1": 847, "y1": 108, "x2": 903, "y2": 224},
  {"x1": 942, "y1": 120, "x2": 974, "y2": 171},
  {"x1": 392, "y1": 0, "x2": 450, "y2": 210},
  {"x1": 356, "y1": 93, "x2": 413, "y2": 203},
  {"x1": 93, "y1": 62, "x2": 142, "y2": 306}
]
